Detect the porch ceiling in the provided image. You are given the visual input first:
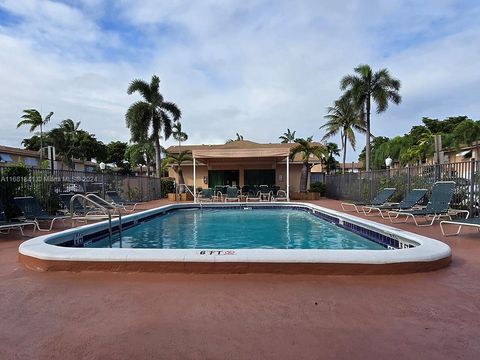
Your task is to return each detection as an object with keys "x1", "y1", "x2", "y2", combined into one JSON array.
[{"x1": 192, "y1": 148, "x2": 289, "y2": 159}]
